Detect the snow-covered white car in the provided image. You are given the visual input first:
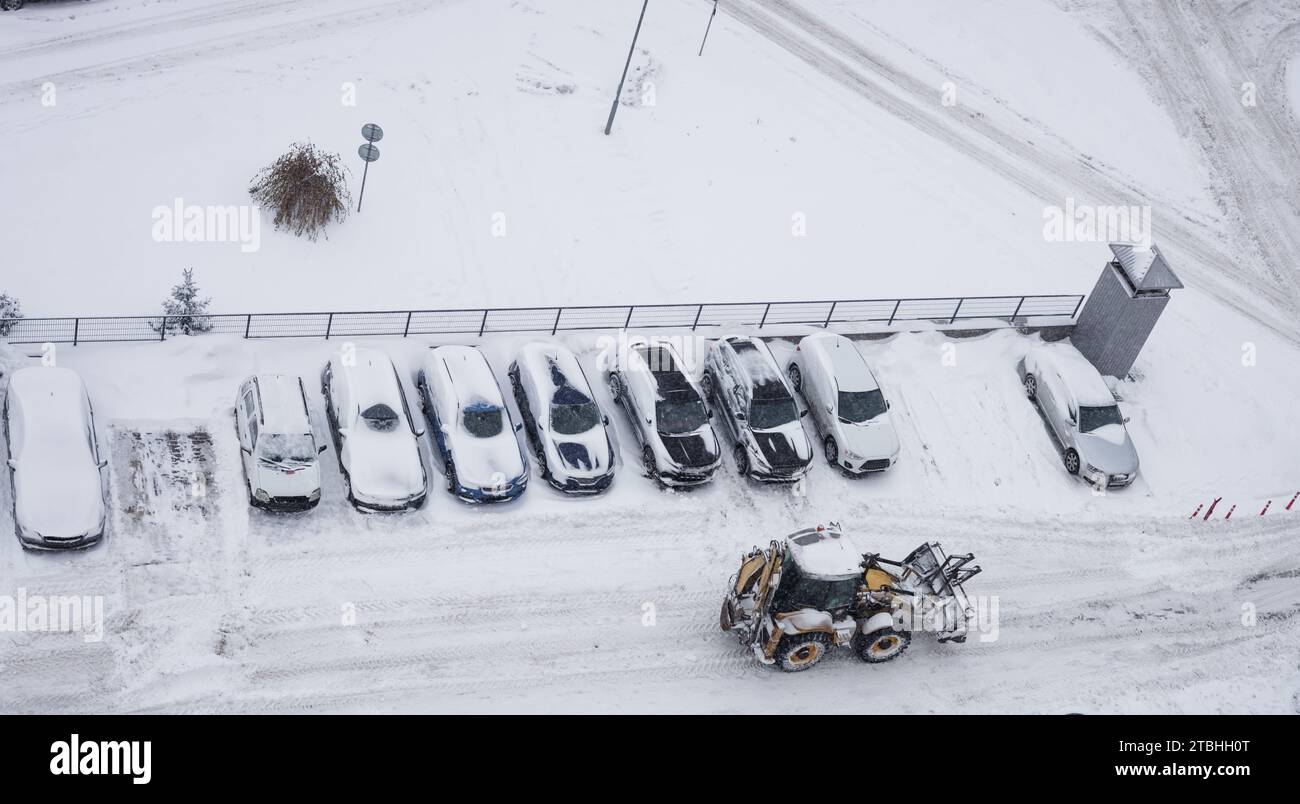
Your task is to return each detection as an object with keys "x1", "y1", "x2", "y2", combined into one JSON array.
[
  {"x1": 508, "y1": 342, "x2": 615, "y2": 495},
  {"x1": 786, "y1": 332, "x2": 900, "y2": 473},
  {"x1": 702, "y1": 335, "x2": 812, "y2": 481},
  {"x1": 1022, "y1": 342, "x2": 1139, "y2": 487},
  {"x1": 3, "y1": 367, "x2": 108, "y2": 550},
  {"x1": 607, "y1": 341, "x2": 721, "y2": 486},
  {"x1": 321, "y1": 349, "x2": 428, "y2": 511},
  {"x1": 235, "y1": 375, "x2": 326, "y2": 511},
  {"x1": 417, "y1": 345, "x2": 528, "y2": 504}
]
